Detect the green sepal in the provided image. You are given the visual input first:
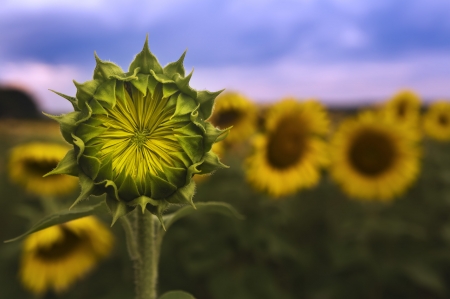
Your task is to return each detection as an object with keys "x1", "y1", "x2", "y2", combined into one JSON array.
[
  {"x1": 106, "y1": 196, "x2": 134, "y2": 226},
  {"x1": 110, "y1": 67, "x2": 140, "y2": 82},
  {"x1": 198, "y1": 151, "x2": 228, "y2": 175},
  {"x1": 70, "y1": 172, "x2": 95, "y2": 209},
  {"x1": 150, "y1": 173, "x2": 177, "y2": 199},
  {"x1": 118, "y1": 175, "x2": 141, "y2": 202},
  {"x1": 44, "y1": 149, "x2": 78, "y2": 177},
  {"x1": 197, "y1": 89, "x2": 224, "y2": 120},
  {"x1": 129, "y1": 196, "x2": 159, "y2": 214},
  {"x1": 172, "y1": 151, "x2": 192, "y2": 168},
  {"x1": 44, "y1": 111, "x2": 80, "y2": 144},
  {"x1": 115, "y1": 80, "x2": 126, "y2": 103},
  {"x1": 186, "y1": 161, "x2": 202, "y2": 180},
  {"x1": 173, "y1": 122, "x2": 203, "y2": 138},
  {"x1": 93, "y1": 79, "x2": 116, "y2": 109},
  {"x1": 203, "y1": 122, "x2": 230, "y2": 152},
  {"x1": 161, "y1": 164, "x2": 187, "y2": 188},
  {"x1": 4, "y1": 202, "x2": 107, "y2": 243},
  {"x1": 114, "y1": 168, "x2": 127, "y2": 189},
  {"x1": 75, "y1": 123, "x2": 108, "y2": 143},
  {"x1": 93, "y1": 52, "x2": 124, "y2": 80},
  {"x1": 82, "y1": 144, "x2": 103, "y2": 157},
  {"x1": 164, "y1": 50, "x2": 186, "y2": 78},
  {"x1": 79, "y1": 155, "x2": 101, "y2": 180},
  {"x1": 129, "y1": 36, "x2": 163, "y2": 75},
  {"x1": 72, "y1": 134, "x2": 85, "y2": 162},
  {"x1": 130, "y1": 73, "x2": 149, "y2": 96},
  {"x1": 174, "y1": 70, "x2": 196, "y2": 98},
  {"x1": 176, "y1": 135, "x2": 204, "y2": 163},
  {"x1": 75, "y1": 101, "x2": 93, "y2": 125},
  {"x1": 104, "y1": 180, "x2": 120, "y2": 201},
  {"x1": 147, "y1": 75, "x2": 159, "y2": 98},
  {"x1": 50, "y1": 90, "x2": 78, "y2": 110},
  {"x1": 96, "y1": 154, "x2": 113, "y2": 182},
  {"x1": 74, "y1": 79, "x2": 100, "y2": 110},
  {"x1": 162, "y1": 83, "x2": 179, "y2": 98},
  {"x1": 173, "y1": 93, "x2": 197, "y2": 117},
  {"x1": 89, "y1": 98, "x2": 108, "y2": 115},
  {"x1": 150, "y1": 70, "x2": 174, "y2": 84},
  {"x1": 159, "y1": 291, "x2": 196, "y2": 299},
  {"x1": 166, "y1": 180, "x2": 196, "y2": 206},
  {"x1": 146, "y1": 200, "x2": 169, "y2": 229}
]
